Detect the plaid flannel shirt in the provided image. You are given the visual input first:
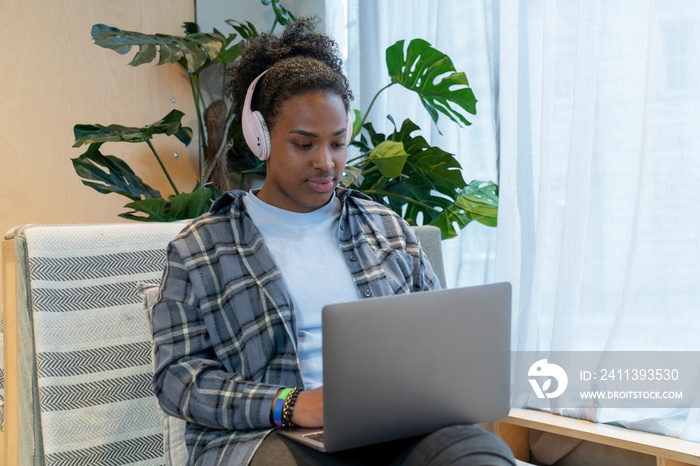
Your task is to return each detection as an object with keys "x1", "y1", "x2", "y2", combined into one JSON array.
[{"x1": 151, "y1": 188, "x2": 440, "y2": 465}]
